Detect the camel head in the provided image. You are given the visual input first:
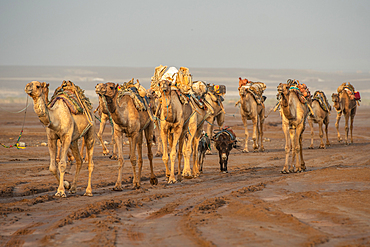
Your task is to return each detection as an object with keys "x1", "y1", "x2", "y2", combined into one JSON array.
[
  {"x1": 191, "y1": 81, "x2": 207, "y2": 97},
  {"x1": 331, "y1": 93, "x2": 341, "y2": 111},
  {"x1": 25, "y1": 81, "x2": 49, "y2": 101},
  {"x1": 159, "y1": 80, "x2": 172, "y2": 94},
  {"x1": 95, "y1": 82, "x2": 118, "y2": 99}
]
